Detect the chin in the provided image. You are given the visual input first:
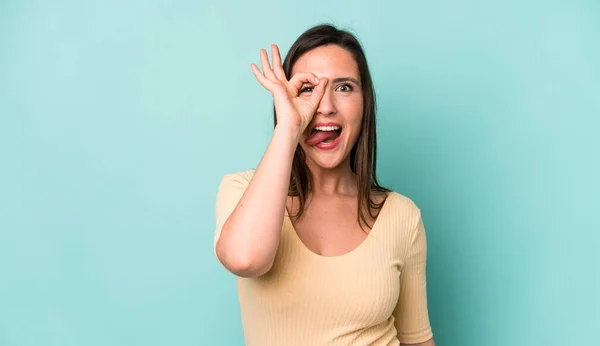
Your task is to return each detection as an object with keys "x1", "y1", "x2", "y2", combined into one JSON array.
[
  {"x1": 310, "y1": 157, "x2": 343, "y2": 169},
  {"x1": 301, "y1": 144, "x2": 349, "y2": 170}
]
